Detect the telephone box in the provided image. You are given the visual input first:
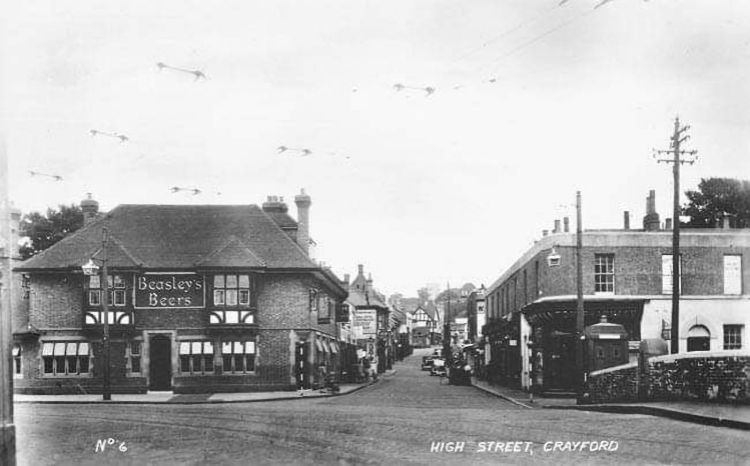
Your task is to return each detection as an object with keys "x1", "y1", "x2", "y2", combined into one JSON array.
[{"x1": 584, "y1": 316, "x2": 629, "y2": 372}]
